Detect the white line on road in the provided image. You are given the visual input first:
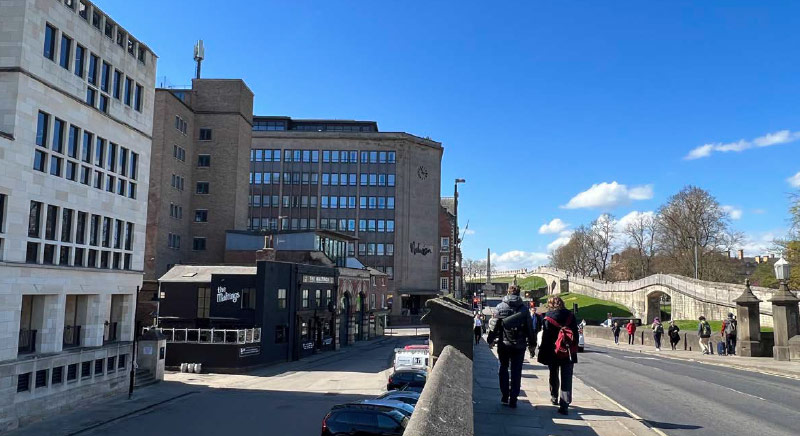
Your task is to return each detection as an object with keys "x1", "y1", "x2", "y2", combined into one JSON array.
[
  {"x1": 623, "y1": 356, "x2": 659, "y2": 360},
  {"x1": 723, "y1": 386, "x2": 767, "y2": 401}
]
